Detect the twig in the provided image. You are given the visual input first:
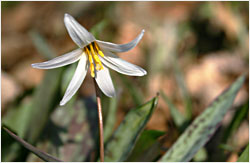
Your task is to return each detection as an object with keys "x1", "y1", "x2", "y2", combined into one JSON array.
[{"x1": 93, "y1": 79, "x2": 104, "y2": 162}]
